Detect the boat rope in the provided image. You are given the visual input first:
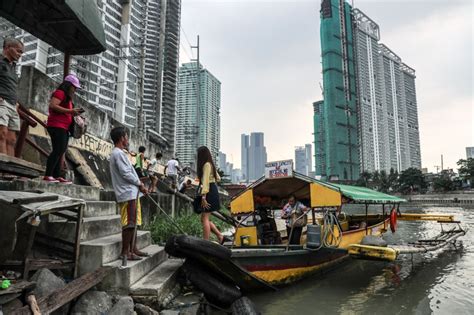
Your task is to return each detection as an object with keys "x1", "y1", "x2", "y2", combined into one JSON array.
[{"x1": 321, "y1": 210, "x2": 343, "y2": 248}]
